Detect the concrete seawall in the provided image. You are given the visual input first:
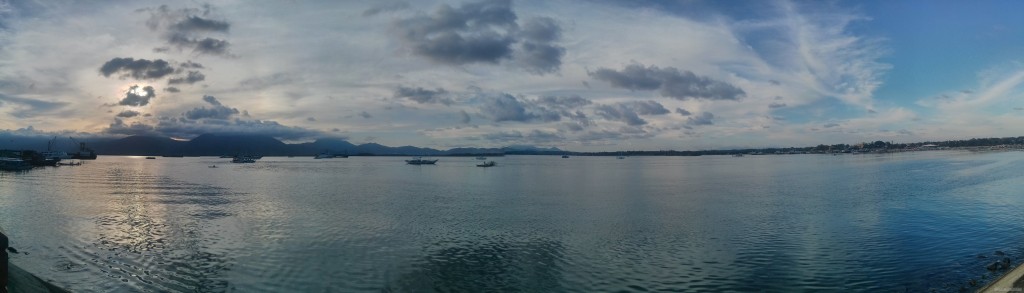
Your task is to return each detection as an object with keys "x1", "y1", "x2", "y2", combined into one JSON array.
[{"x1": 979, "y1": 264, "x2": 1024, "y2": 293}]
